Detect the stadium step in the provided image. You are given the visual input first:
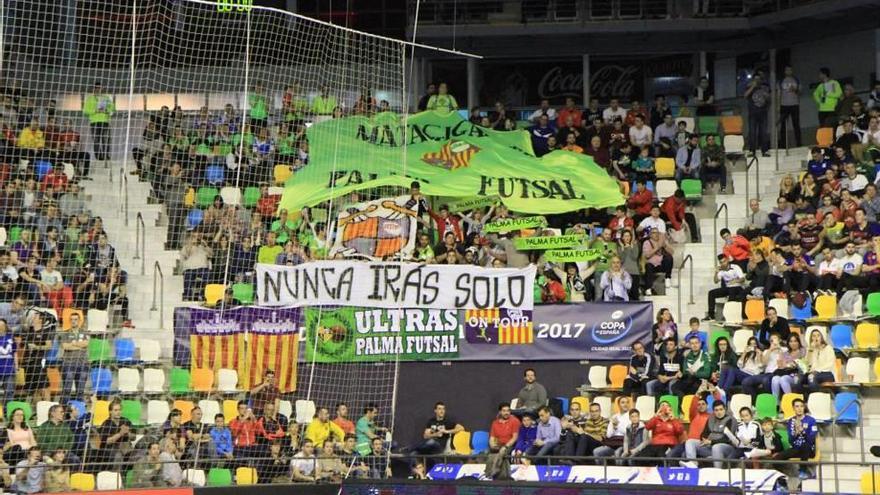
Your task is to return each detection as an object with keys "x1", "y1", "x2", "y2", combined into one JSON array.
[{"x1": 802, "y1": 478, "x2": 862, "y2": 494}]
